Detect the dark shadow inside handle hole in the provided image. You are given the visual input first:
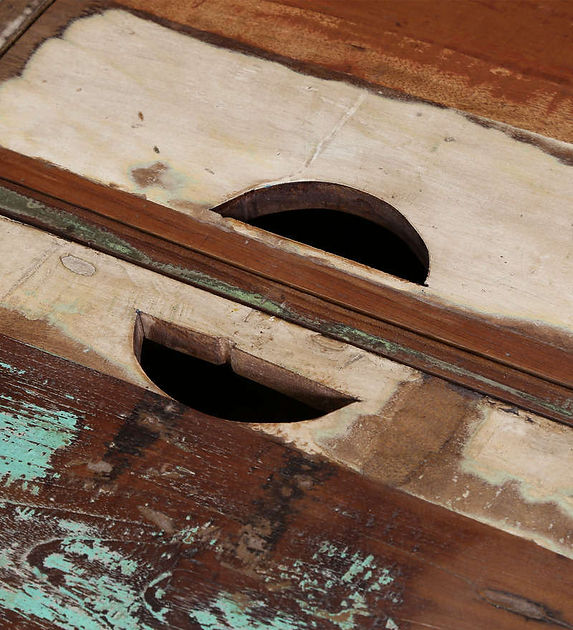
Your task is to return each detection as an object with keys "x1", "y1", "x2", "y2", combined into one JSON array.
[
  {"x1": 249, "y1": 208, "x2": 427, "y2": 284},
  {"x1": 135, "y1": 314, "x2": 356, "y2": 423},
  {"x1": 214, "y1": 182, "x2": 429, "y2": 285}
]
